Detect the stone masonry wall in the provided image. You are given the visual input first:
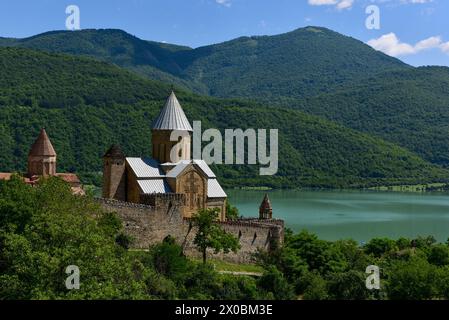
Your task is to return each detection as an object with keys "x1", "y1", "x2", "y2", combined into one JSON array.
[{"x1": 96, "y1": 198, "x2": 284, "y2": 264}]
